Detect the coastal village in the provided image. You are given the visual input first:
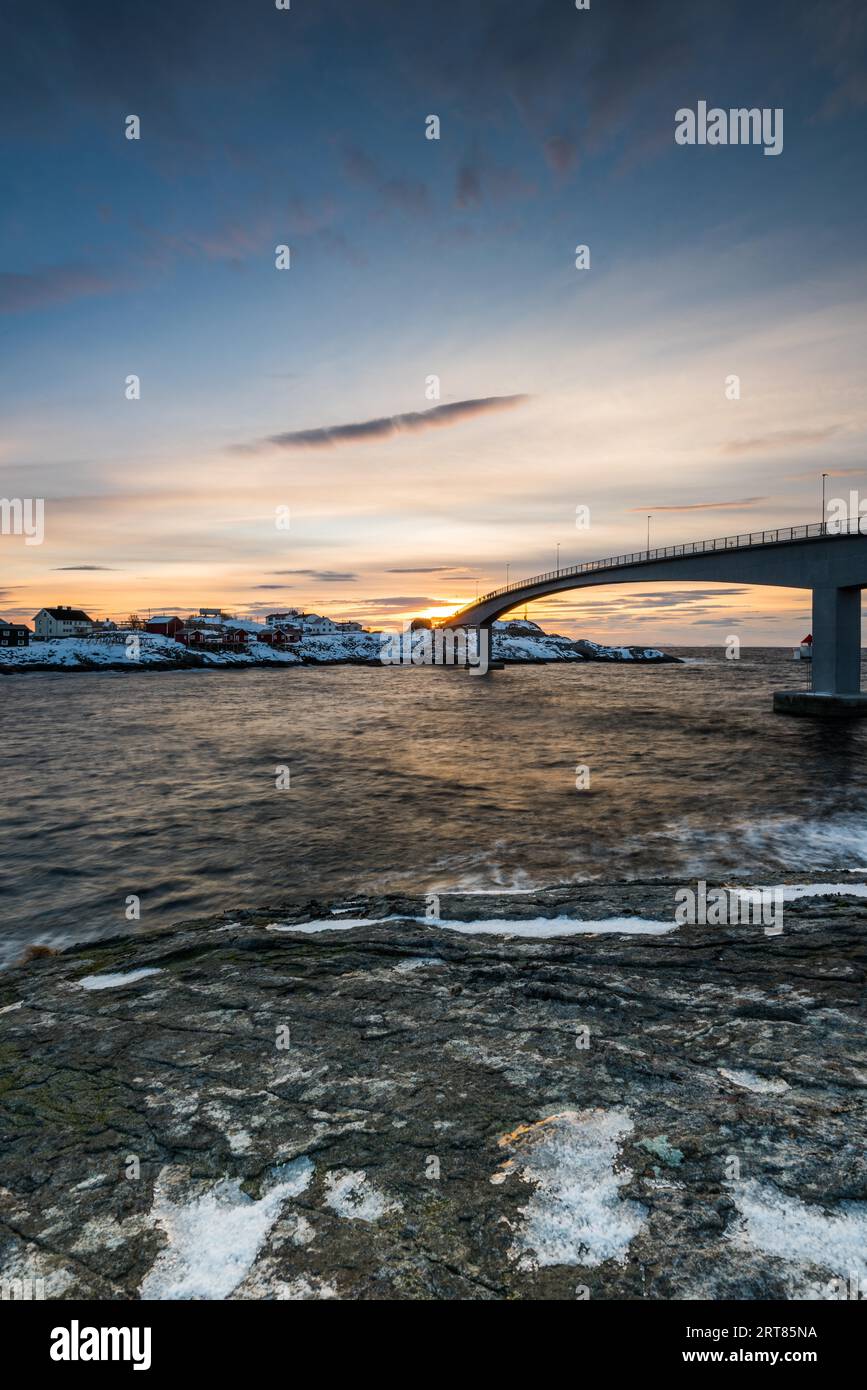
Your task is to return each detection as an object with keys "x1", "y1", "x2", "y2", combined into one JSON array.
[
  {"x1": 0, "y1": 602, "x2": 676, "y2": 670},
  {"x1": 0, "y1": 604, "x2": 365, "y2": 651}
]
